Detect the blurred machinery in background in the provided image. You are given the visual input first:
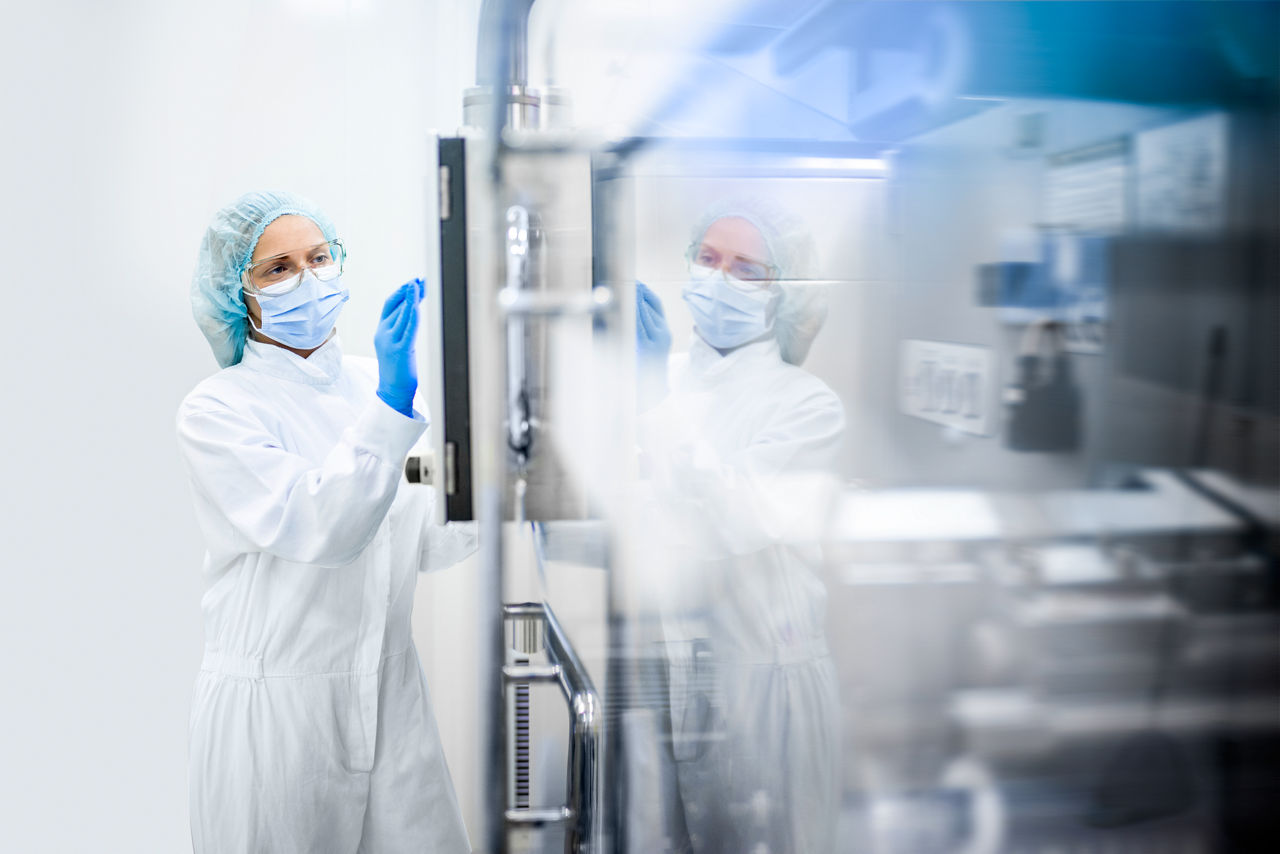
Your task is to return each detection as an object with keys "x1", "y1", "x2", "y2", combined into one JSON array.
[
  {"x1": 412, "y1": 1, "x2": 1279, "y2": 851},
  {"x1": 827, "y1": 472, "x2": 1277, "y2": 853}
]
